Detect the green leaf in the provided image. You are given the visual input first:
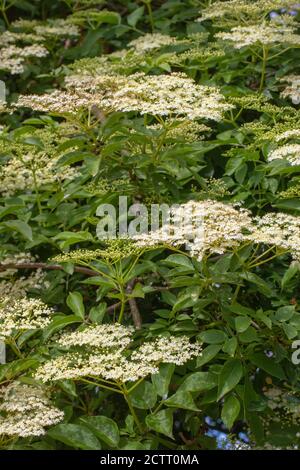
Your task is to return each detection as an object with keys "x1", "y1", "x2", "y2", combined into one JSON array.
[
  {"x1": 89, "y1": 303, "x2": 106, "y2": 324},
  {"x1": 42, "y1": 315, "x2": 82, "y2": 341},
  {"x1": 198, "y1": 329, "x2": 227, "y2": 344},
  {"x1": 152, "y1": 363, "x2": 175, "y2": 397},
  {"x1": 240, "y1": 272, "x2": 272, "y2": 296},
  {"x1": 85, "y1": 10, "x2": 121, "y2": 26},
  {"x1": 145, "y1": 409, "x2": 174, "y2": 439},
  {"x1": 179, "y1": 372, "x2": 217, "y2": 392},
  {"x1": 165, "y1": 390, "x2": 199, "y2": 411},
  {"x1": 54, "y1": 231, "x2": 93, "y2": 249},
  {"x1": 221, "y1": 395, "x2": 240, "y2": 429},
  {"x1": 164, "y1": 254, "x2": 194, "y2": 269},
  {"x1": 48, "y1": 424, "x2": 102, "y2": 450},
  {"x1": 79, "y1": 416, "x2": 119, "y2": 448},
  {"x1": 235, "y1": 316, "x2": 252, "y2": 333},
  {"x1": 130, "y1": 282, "x2": 145, "y2": 299},
  {"x1": 1, "y1": 220, "x2": 32, "y2": 241},
  {"x1": 256, "y1": 310, "x2": 272, "y2": 329},
  {"x1": 222, "y1": 337, "x2": 238, "y2": 357},
  {"x1": 281, "y1": 263, "x2": 300, "y2": 289},
  {"x1": 127, "y1": 6, "x2": 144, "y2": 27},
  {"x1": 217, "y1": 359, "x2": 243, "y2": 400},
  {"x1": 67, "y1": 292, "x2": 85, "y2": 319},
  {"x1": 249, "y1": 353, "x2": 285, "y2": 379},
  {"x1": 282, "y1": 323, "x2": 298, "y2": 340},
  {"x1": 275, "y1": 306, "x2": 295, "y2": 322},
  {"x1": 58, "y1": 380, "x2": 77, "y2": 398},
  {"x1": 0, "y1": 358, "x2": 38, "y2": 382},
  {"x1": 238, "y1": 326, "x2": 258, "y2": 343},
  {"x1": 121, "y1": 441, "x2": 147, "y2": 450},
  {"x1": 196, "y1": 344, "x2": 221, "y2": 367},
  {"x1": 130, "y1": 381, "x2": 157, "y2": 409}
]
